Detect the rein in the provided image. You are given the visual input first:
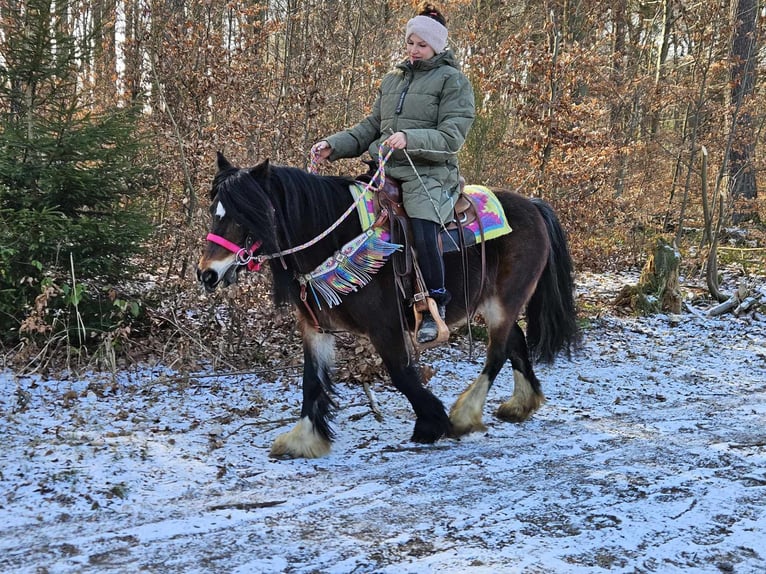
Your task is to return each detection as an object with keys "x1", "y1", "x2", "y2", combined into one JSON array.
[{"x1": 205, "y1": 146, "x2": 394, "y2": 270}]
